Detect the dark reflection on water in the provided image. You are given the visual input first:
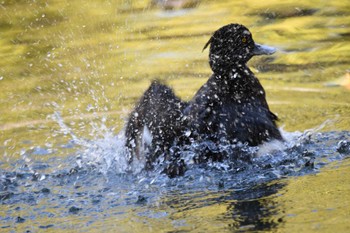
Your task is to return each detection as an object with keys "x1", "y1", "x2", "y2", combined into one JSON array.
[{"x1": 225, "y1": 182, "x2": 285, "y2": 231}]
